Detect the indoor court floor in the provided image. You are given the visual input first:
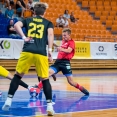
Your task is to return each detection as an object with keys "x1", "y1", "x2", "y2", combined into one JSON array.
[{"x1": 0, "y1": 69, "x2": 117, "y2": 117}]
